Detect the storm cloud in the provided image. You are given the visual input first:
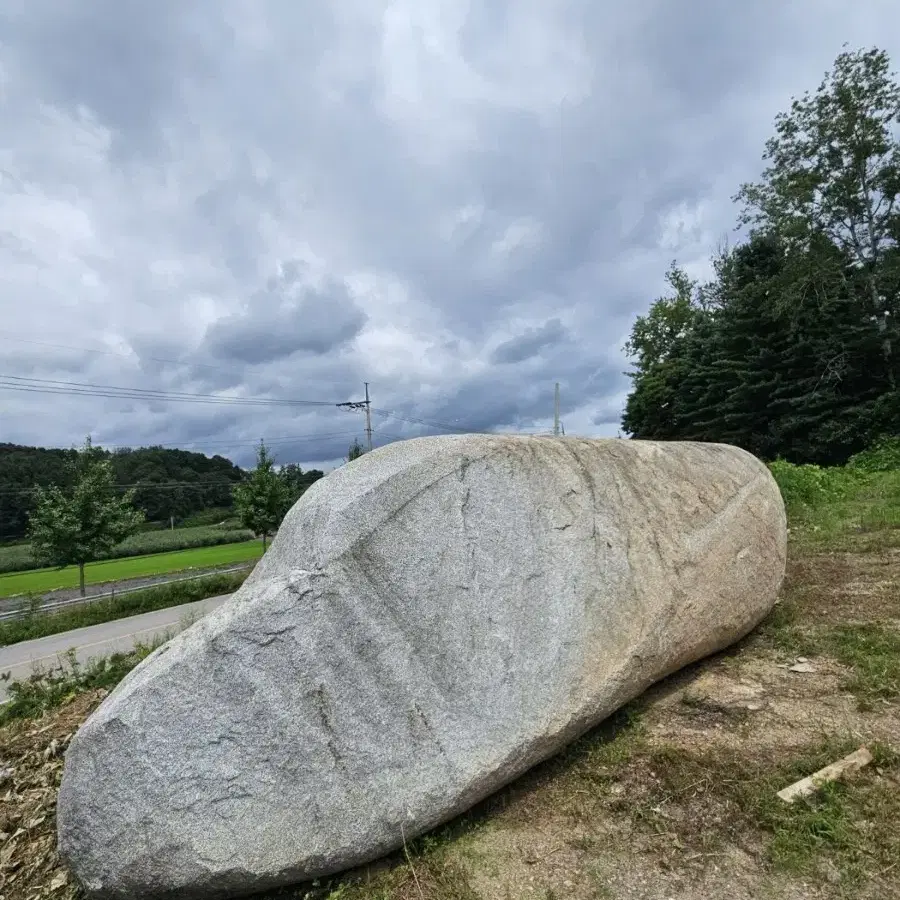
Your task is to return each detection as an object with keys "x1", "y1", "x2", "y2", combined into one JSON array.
[{"x1": 1, "y1": 0, "x2": 898, "y2": 469}]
